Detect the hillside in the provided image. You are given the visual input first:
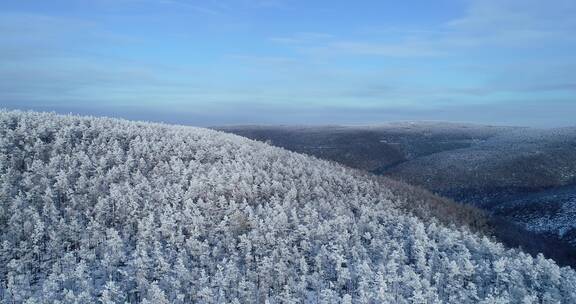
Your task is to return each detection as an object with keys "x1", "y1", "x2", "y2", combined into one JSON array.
[
  {"x1": 384, "y1": 127, "x2": 576, "y2": 257},
  {"x1": 492, "y1": 185, "x2": 576, "y2": 246},
  {"x1": 1, "y1": 111, "x2": 576, "y2": 303},
  {"x1": 220, "y1": 124, "x2": 576, "y2": 266},
  {"x1": 385, "y1": 127, "x2": 576, "y2": 205}
]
